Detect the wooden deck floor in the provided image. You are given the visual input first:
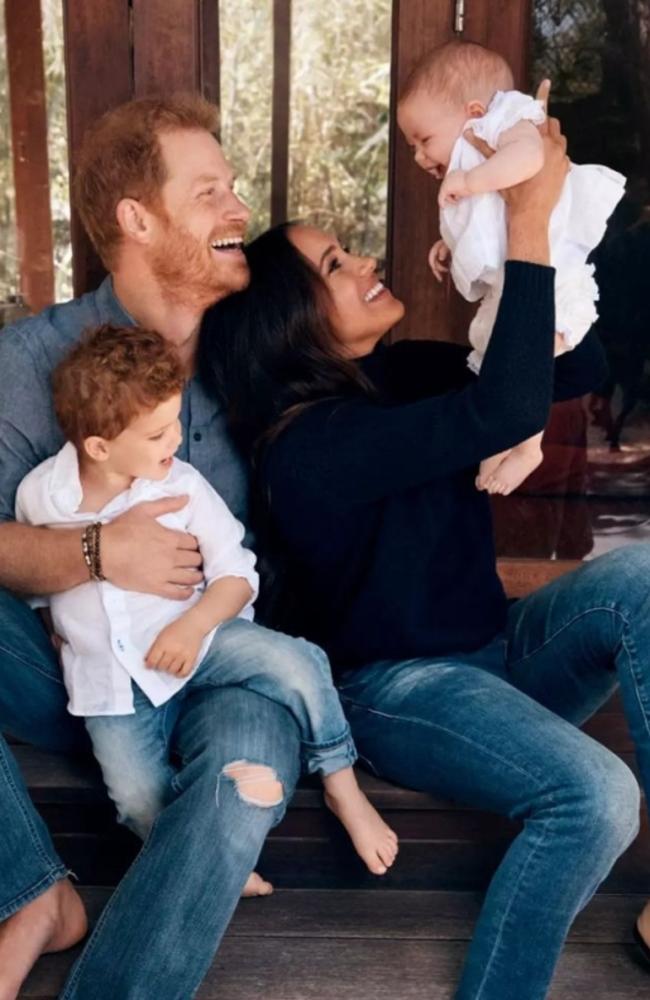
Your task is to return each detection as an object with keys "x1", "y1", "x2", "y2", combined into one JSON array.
[
  {"x1": 11, "y1": 694, "x2": 650, "y2": 998},
  {"x1": 19, "y1": 888, "x2": 650, "y2": 998}
]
